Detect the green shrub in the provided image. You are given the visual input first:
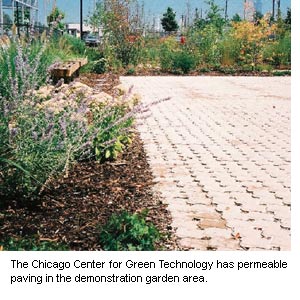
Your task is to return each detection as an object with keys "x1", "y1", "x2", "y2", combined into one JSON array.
[
  {"x1": 92, "y1": 104, "x2": 134, "y2": 162},
  {"x1": 82, "y1": 48, "x2": 107, "y2": 74},
  {"x1": 159, "y1": 46, "x2": 173, "y2": 72},
  {"x1": 0, "y1": 237, "x2": 69, "y2": 251},
  {"x1": 219, "y1": 35, "x2": 241, "y2": 67},
  {"x1": 197, "y1": 24, "x2": 223, "y2": 67},
  {"x1": 126, "y1": 66, "x2": 136, "y2": 75},
  {"x1": 159, "y1": 37, "x2": 179, "y2": 72},
  {"x1": 0, "y1": 91, "x2": 137, "y2": 201},
  {"x1": 0, "y1": 38, "x2": 62, "y2": 201},
  {"x1": 160, "y1": 47, "x2": 197, "y2": 74},
  {"x1": 91, "y1": 57, "x2": 107, "y2": 74},
  {"x1": 45, "y1": 36, "x2": 74, "y2": 62},
  {"x1": 62, "y1": 34, "x2": 87, "y2": 56},
  {"x1": 140, "y1": 37, "x2": 161, "y2": 65},
  {"x1": 263, "y1": 32, "x2": 291, "y2": 67},
  {"x1": 172, "y1": 51, "x2": 197, "y2": 74},
  {"x1": 99, "y1": 211, "x2": 160, "y2": 251},
  {"x1": 199, "y1": 67, "x2": 211, "y2": 73},
  {"x1": 90, "y1": 1, "x2": 143, "y2": 68}
]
